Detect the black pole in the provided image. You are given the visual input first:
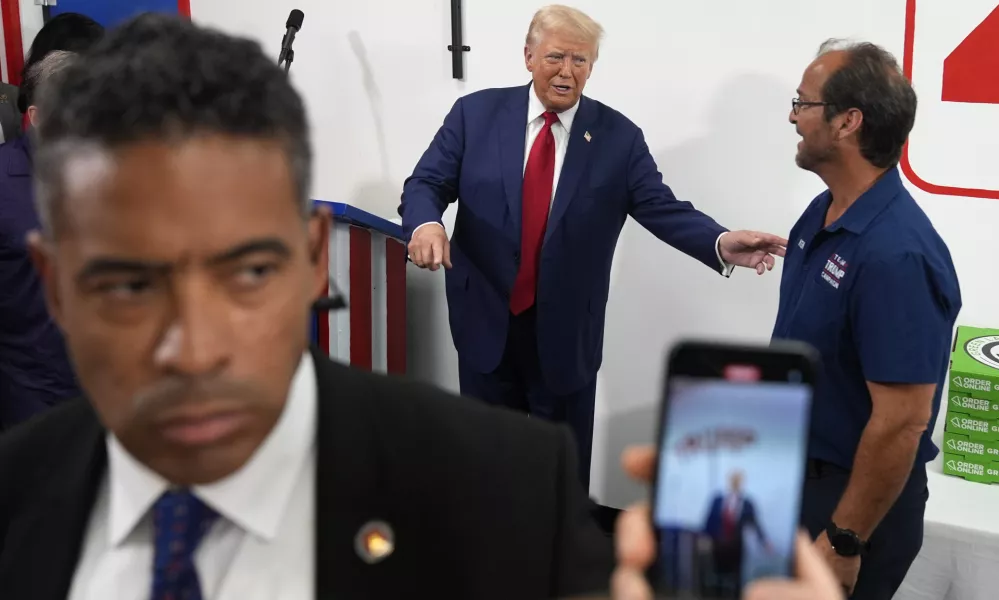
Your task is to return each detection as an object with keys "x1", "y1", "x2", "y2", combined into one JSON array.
[
  {"x1": 447, "y1": 0, "x2": 470, "y2": 79},
  {"x1": 42, "y1": 6, "x2": 52, "y2": 23}
]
